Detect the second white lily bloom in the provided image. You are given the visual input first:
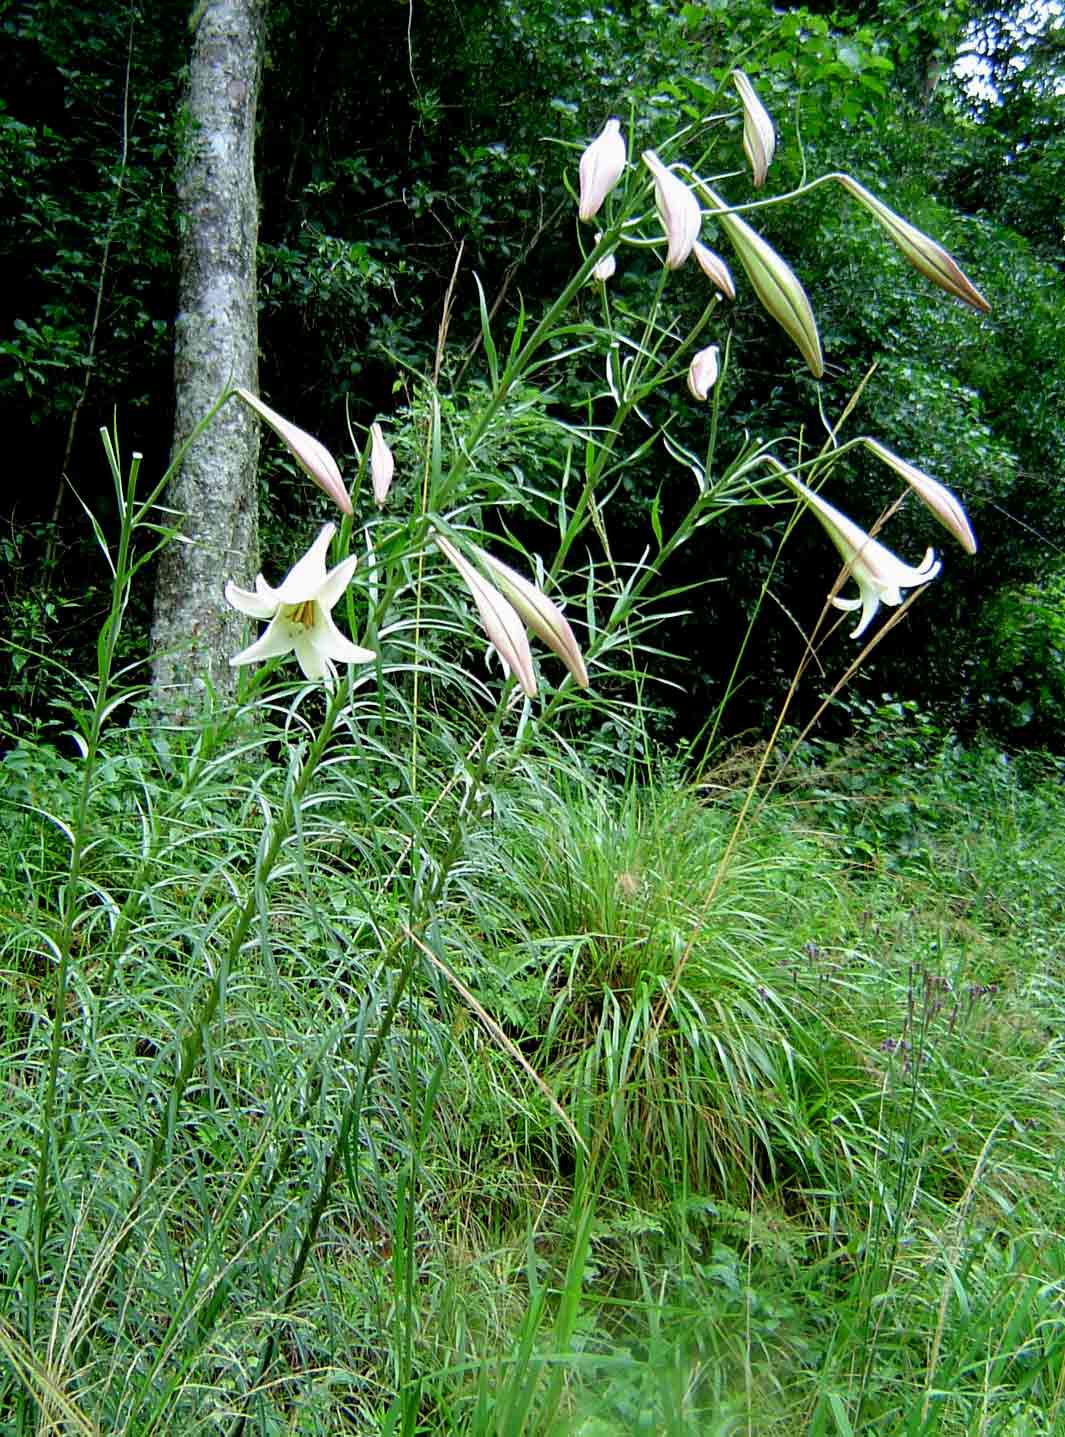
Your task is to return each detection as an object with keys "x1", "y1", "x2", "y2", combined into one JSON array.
[
  {"x1": 785, "y1": 474, "x2": 941, "y2": 638},
  {"x1": 225, "y1": 523, "x2": 375, "y2": 683}
]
